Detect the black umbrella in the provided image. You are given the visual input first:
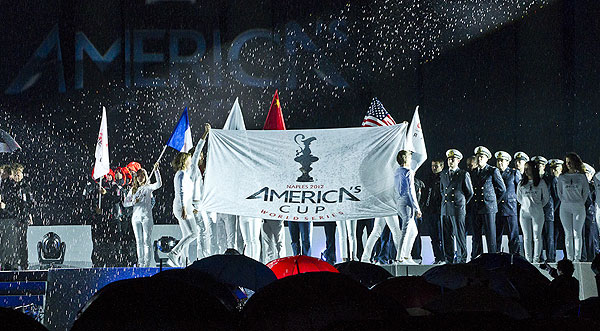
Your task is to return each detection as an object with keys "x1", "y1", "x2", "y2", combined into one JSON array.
[
  {"x1": 422, "y1": 263, "x2": 520, "y2": 299},
  {"x1": 188, "y1": 254, "x2": 277, "y2": 291},
  {"x1": 71, "y1": 277, "x2": 238, "y2": 331},
  {"x1": 242, "y1": 272, "x2": 403, "y2": 331},
  {"x1": 334, "y1": 261, "x2": 392, "y2": 288},
  {"x1": 469, "y1": 253, "x2": 551, "y2": 314},
  {"x1": 151, "y1": 268, "x2": 238, "y2": 311},
  {"x1": 0, "y1": 129, "x2": 21, "y2": 153}
]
